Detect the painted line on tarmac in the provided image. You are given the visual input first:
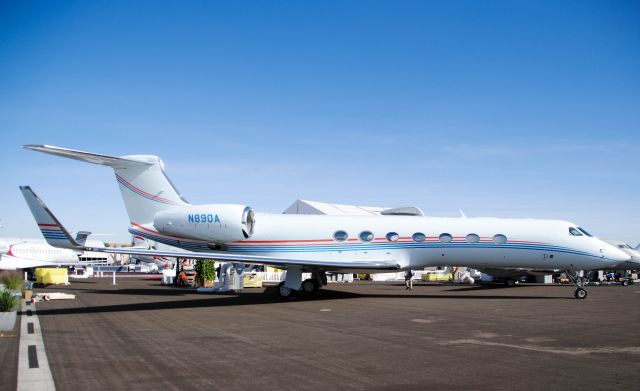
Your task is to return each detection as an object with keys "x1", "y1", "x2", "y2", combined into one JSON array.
[
  {"x1": 440, "y1": 339, "x2": 640, "y2": 355},
  {"x1": 18, "y1": 301, "x2": 56, "y2": 391}
]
